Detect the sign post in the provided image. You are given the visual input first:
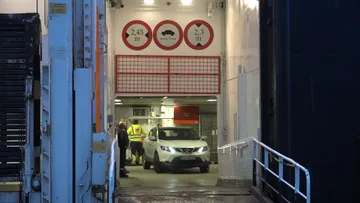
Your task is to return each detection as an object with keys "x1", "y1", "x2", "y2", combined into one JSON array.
[
  {"x1": 122, "y1": 20, "x2": 152, "y2": 51},
  {"x1": 184, "y1": 20, "x2": 214, "y2": 50}
]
